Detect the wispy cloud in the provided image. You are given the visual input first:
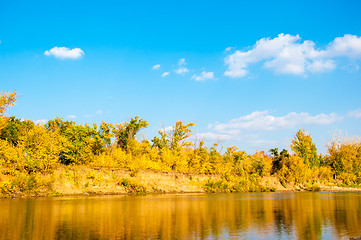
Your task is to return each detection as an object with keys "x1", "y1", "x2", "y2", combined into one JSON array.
[
  {"x1": 213, "y1": 111, "x2": 342, "y2": 134},
  {"x1": 67, "y1": 115, "x2": 76, "y2": 119},
  {"x1": 224, "y1": 34, "x2": 361, "y2": 78},
  {"x1": 152, "y1": 64, "x2": 161, "y2": 70},
  {"x1": 347, "y1": 109, "x2": 361, "y2": 119},
  {"x1": 161, "y1": 72, "x2": 170, "y2": 77},
  {"x1": 175, "y1": 58, "x2": 189, "y2": 75},
  {"x1": 200, "y1": 110, "x2": 344, "y2": 144},
  {"x1": 175, "y1": 68, "x2": 189, "y2": 75},
  {"x1": 196, "y1": 132, "x2": 232, "y2": 141},
  {"x1": 192, "y1": 71, "x2": 215, "y2": 81},
  {"x1": 44, "y1": 46, "x2": 84, "y2": 60}
]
